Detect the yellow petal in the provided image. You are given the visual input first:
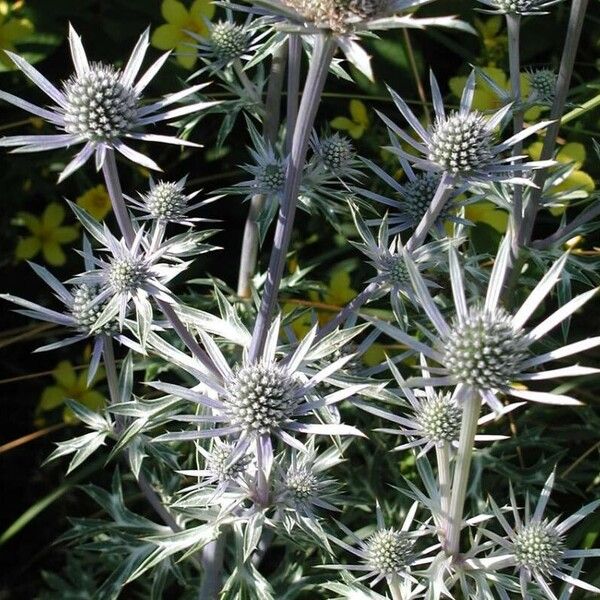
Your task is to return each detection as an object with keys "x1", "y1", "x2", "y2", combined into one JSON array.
[
  {"x1": 483, "y1": 16, "x2": 502, "y2": 37},
  {"x1": 524, "y1": 106, "x2": 542, "y2": 121},
  {"x1": 330, "y1": 116, "x2": 356, "y2": 131},
  {"x1": 175, "y1": 40, "x2": 197, "y2": 69},
  {"x1": 42, "y1": 242, "x2": 66, "y2": 266},
  {"x1": 161, "y1": 0, "x2": 189, "y2": 26},
  {"x1": 362, "y1": 343, "x2": 386, "y2": 367},
  {"x1": 54, "y1": 226, "x2": 79, "y2": 243},
  {"x1": 16, "y1": 211, "x2": 40, "y2": 232},
  {"x1": 15, "y1": 236, "x2": 41, "y2": 260},
  {"x1": 554, "y1": 169, "x2": 595, "y2": 195},
  {"x1": 76, "y1": 185, "x2": 112, "y2": 220},
  {"x1": 42, "y1": 202, "x2": 65, "y2": 228},
  {"x1": 527, "y1": 141, "x2": 543, "y2": 161},
  {"x1": 558, "y1": 142, "x2": 586, "y2": 165},
  {"x1": 53, "y1": 360, "x2": 77, "y2": 389},
  {"x1": 325, "y1": 269, "x2": 356, "y2": 305},
  {"x1": 349, "y1": 99, "x2": 368, "y2": 127},
  {"x1": 191, "y1": 0, "x2": 215, "y2": 21},
  {"x1": 2, "y1": 18, "x2": 34, "y2": 42},
  {"x1": 80, "y1": 390, "x2": 106, "y2": 411},
  {"x1": 465, "y1": 201, "x2": 508, "y2": 233},
  {"x1": 39, "y1": 386, "x2": 66, "y2": 411},
  {"x1": 151, "y1": 23, "x2": 183, "y2": 50}
]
